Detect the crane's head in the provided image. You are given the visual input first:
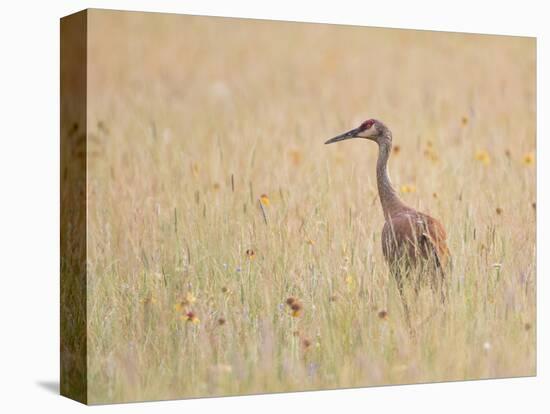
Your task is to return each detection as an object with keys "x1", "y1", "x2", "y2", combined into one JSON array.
[{"x1": 324, "y1": 119, "x2": 390, "y2": 145}]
